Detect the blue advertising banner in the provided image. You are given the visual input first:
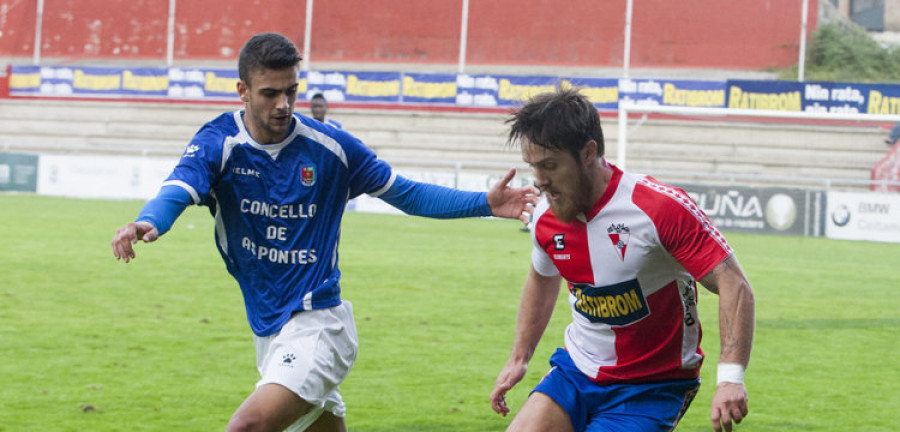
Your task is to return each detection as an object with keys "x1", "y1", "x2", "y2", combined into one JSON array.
[
  {"x1": 168, "y1": 67, "x2": 230, "y2": 99},
  {"x1": 304, "y1": 70, "x2": 348, "y2": 103},
  {"x1": 495, "y1": 75, "x2": 560, "y2": 107},
  {"x1": 70, "y1": 67, "x2": 128, "y2": 95},
  {"x1": 8, "y1": 65, "x2": 41, "y2": 94},
  {"x1": 119, "y1": 67, "x2": 168, "y2": 96},
  {"x1": 456, "y1": 74, "x2": 500, "y2": 107},
  {"x1": 343, "y1": 71, "x2": 401, "y2": 103},
  {"x1": 401, "y1": 73, "x2": 456, "y2": 104},
  {"x1": 728, "y1": 80, "x2": 900, "y2": 114},
  {"x1": 858, "y1": 82, "x2": 900, "y2": 115},
  {"x1": 567, "y1": 77, "x2": 619, "y2": 110},
  {"x1": 10, "y1": 65, "x2": 168, "y2": 98},
  {"x1": 8, "y1": 64, "x2": 900, "y2": 117},
  {"x1": 802, "y1": 82, "x2": 867, "y2": 113},
  {"x1": 619, "y1": 79, "x2": 726, "y2": 108},
  {"x1": 195, "y1": 68, "x2": 239, "y2": 99},
  {"x1": 726, "y1": 80, "x2": 803, "y2": 111},
  {"x1": 305, "y1": 70, "x2": 402, "y2": 103}
]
